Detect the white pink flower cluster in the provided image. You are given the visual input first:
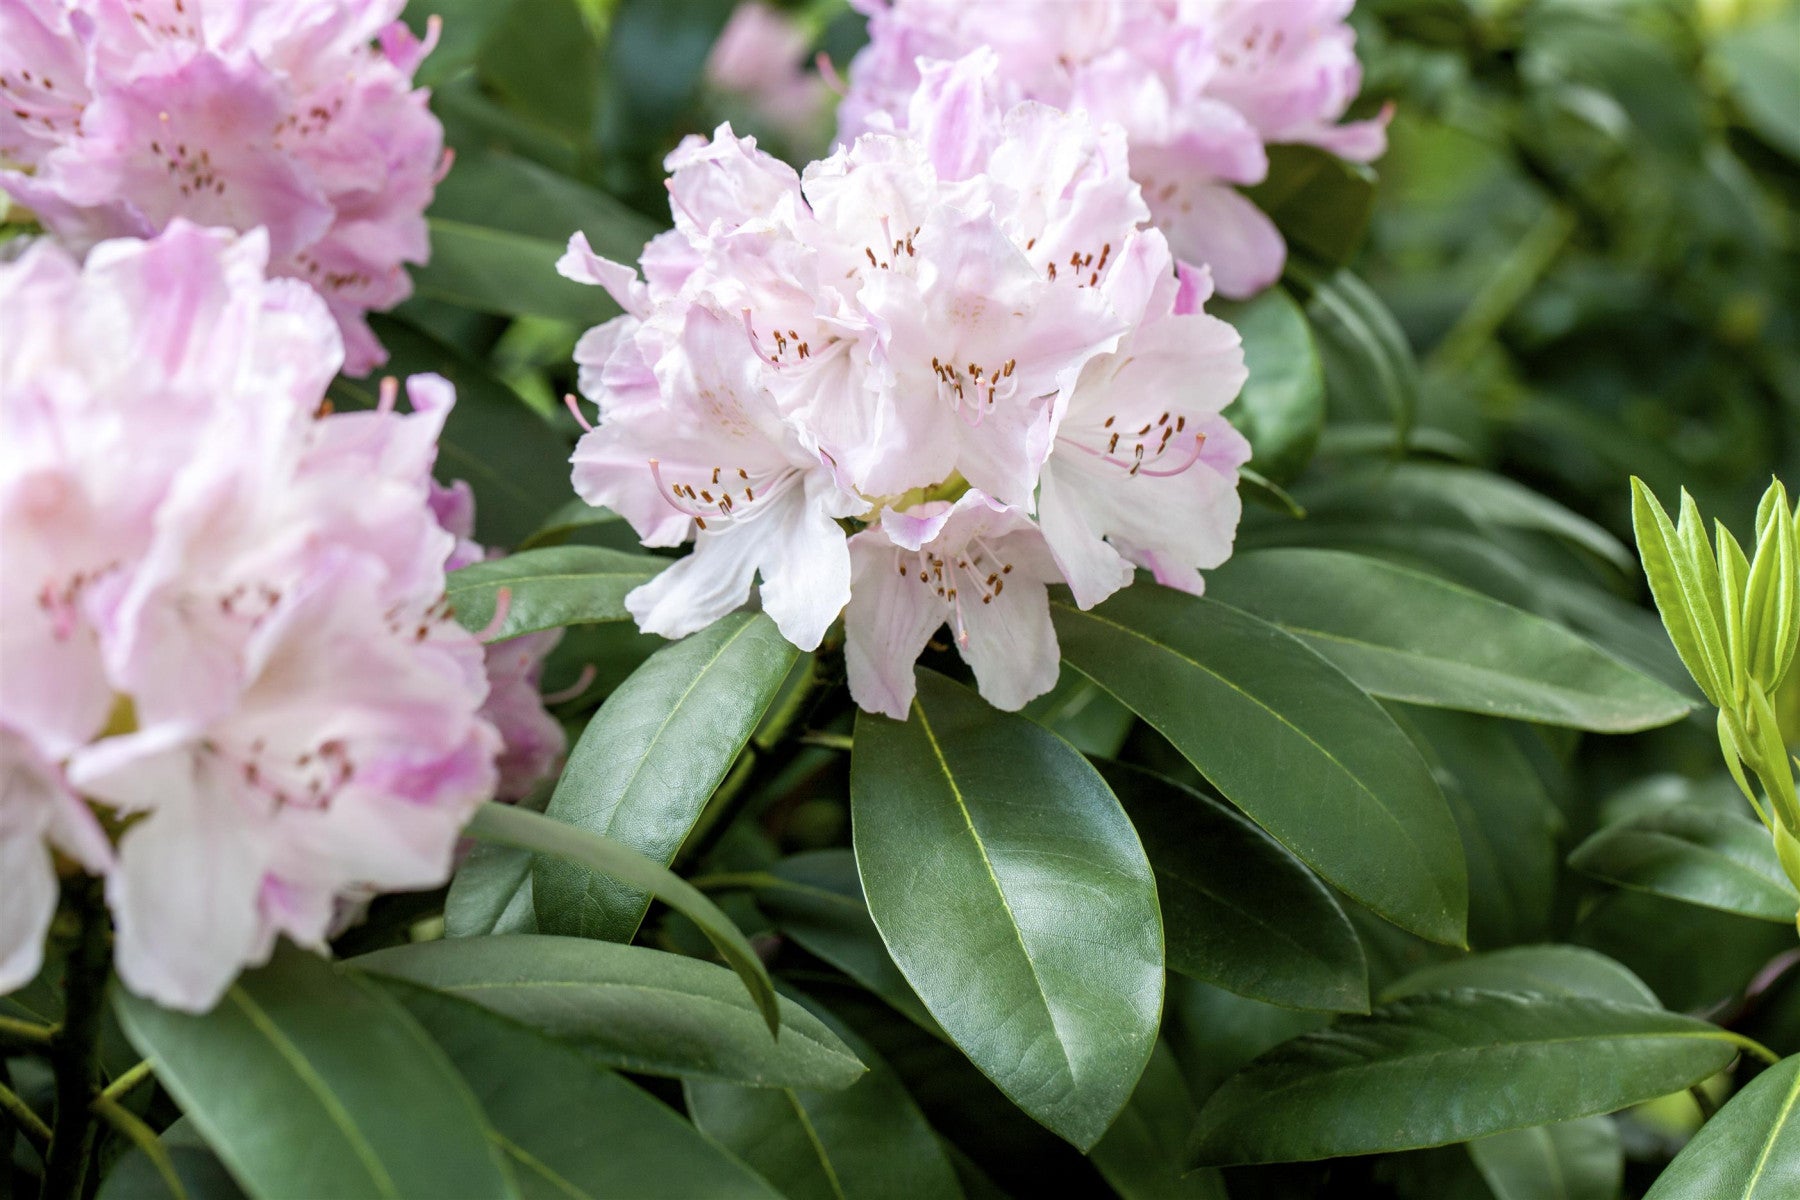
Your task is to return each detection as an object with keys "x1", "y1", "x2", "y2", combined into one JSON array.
[
  {"x1": 0, "y1": 223, "x2": 498, "y2": 1012},
  {"x1": 839, "y1": 0, "x2": 1388, "y2": 298},
  {"x1": 562, "y1": 51, "x2": 1249, "y2": 719},
  {"x1": 0, "y1": 0, "x2": 445, "y2": 374}
]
